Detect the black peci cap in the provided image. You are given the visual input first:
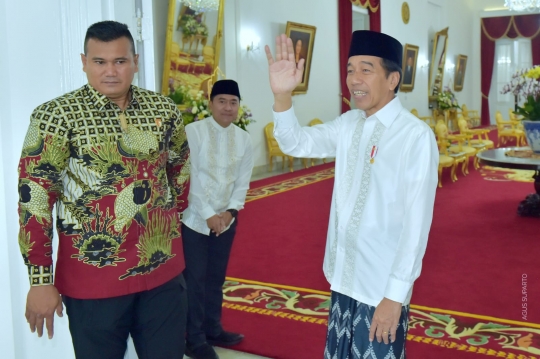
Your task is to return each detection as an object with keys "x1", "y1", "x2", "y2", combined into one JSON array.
[
  {"x1": 210, "y1": 79, "x2": 241, "y2": 100},
  {"x1": 348, "y1": 30, "x2": 403, "y2": 67}
]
